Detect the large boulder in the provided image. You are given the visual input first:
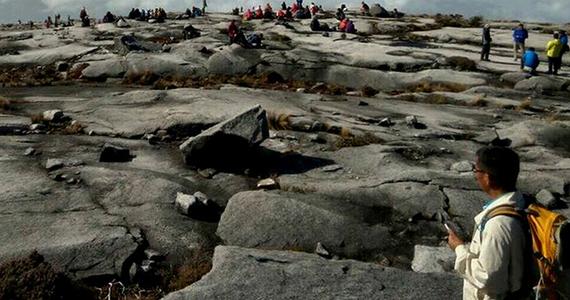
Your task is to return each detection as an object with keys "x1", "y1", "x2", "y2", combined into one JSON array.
[
  {"x1": 114, "y1": 36, "x2": 162, "y2": 56},
  {"x1": 500, "y1": 72, "x2": 532, "y2": 85},
  {"x1": 207, "y1": 44, "x2": 262, "y2": 75},
  {"x1": 161, "y1": 246, "x2": 463, "y2": 300},
  {"x1": 81, "y1": 59, "x2": 127, "y2": 80},
  {"x1": 217, "y1": 190, "x2": 394, "y2": 258},
  {"x1": 179, "y1": 105, "x2": 269, "y2": 168},
  {"x1": 514, "y1": 76, "x2": 570, "y2": 92}
]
